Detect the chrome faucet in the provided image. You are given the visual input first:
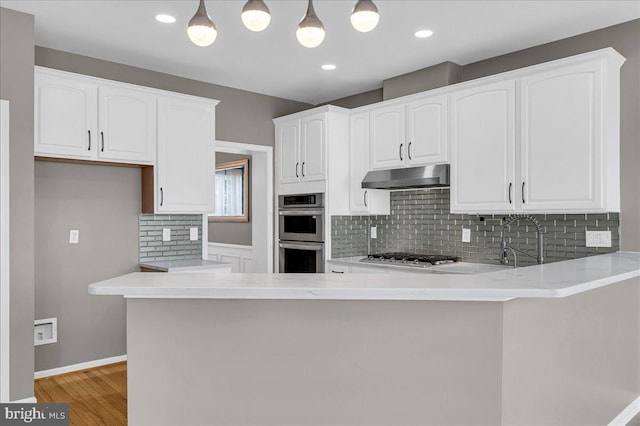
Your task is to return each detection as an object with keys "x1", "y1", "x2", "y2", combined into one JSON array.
[{"x1": 499, "y1": 214, "x2": 545, "y2": 267}]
